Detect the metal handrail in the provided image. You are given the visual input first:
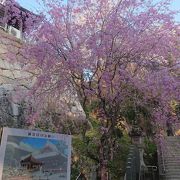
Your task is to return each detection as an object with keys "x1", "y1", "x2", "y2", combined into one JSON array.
[
  {"x1": 157, "y1": 143, "x2": 166, "y2": 175},
  {"x1": 140, "y1": 166, "x2": 158, "y2": 180},
  {"x1": 146, "y1": 166, "x2": 157, "y2": 171},
  {"x1": 124, "y1": 145, "x2": 140, "y2": 180}
]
